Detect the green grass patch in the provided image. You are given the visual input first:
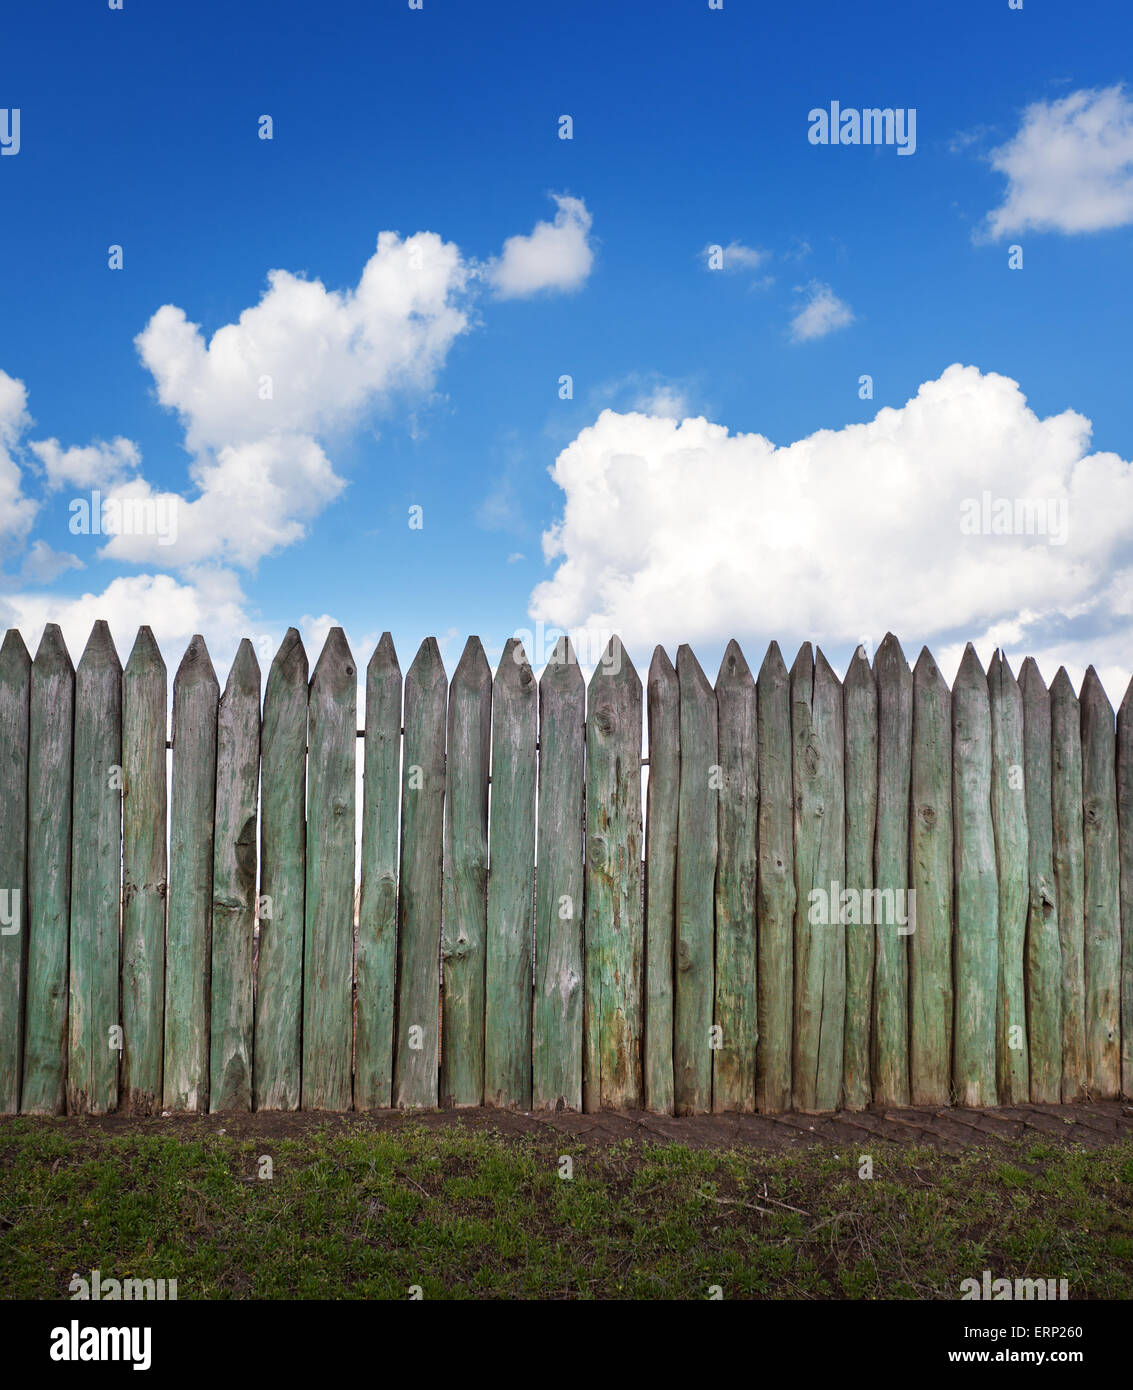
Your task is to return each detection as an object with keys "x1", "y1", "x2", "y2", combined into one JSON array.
[{"x1": 1, "y1": 1119, "x2": 1130, "y2": 1299}]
